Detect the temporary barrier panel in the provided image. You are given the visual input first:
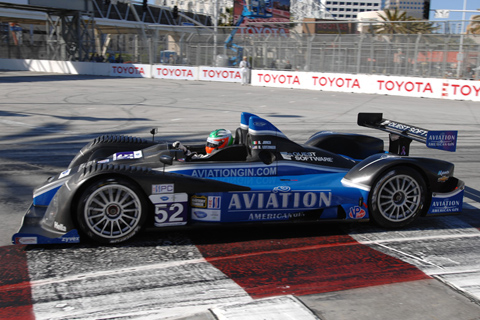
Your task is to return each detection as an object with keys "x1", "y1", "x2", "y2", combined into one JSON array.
[{"x1": 153, "y1": 65, "x2": 197, "y2": 80}]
